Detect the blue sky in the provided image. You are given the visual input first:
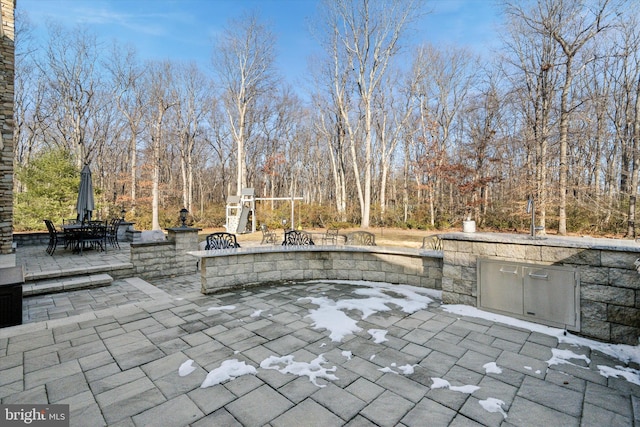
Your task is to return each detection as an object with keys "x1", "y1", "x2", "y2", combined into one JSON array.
[{"x1": 18, "y1": 0, "x2": 502, "y2": 85}]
